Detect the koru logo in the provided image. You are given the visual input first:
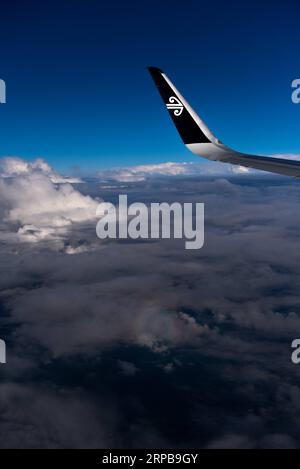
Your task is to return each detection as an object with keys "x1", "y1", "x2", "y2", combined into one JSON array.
[{"x1": 166, "y1": 96, "x2": 184, "y2": 116}]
